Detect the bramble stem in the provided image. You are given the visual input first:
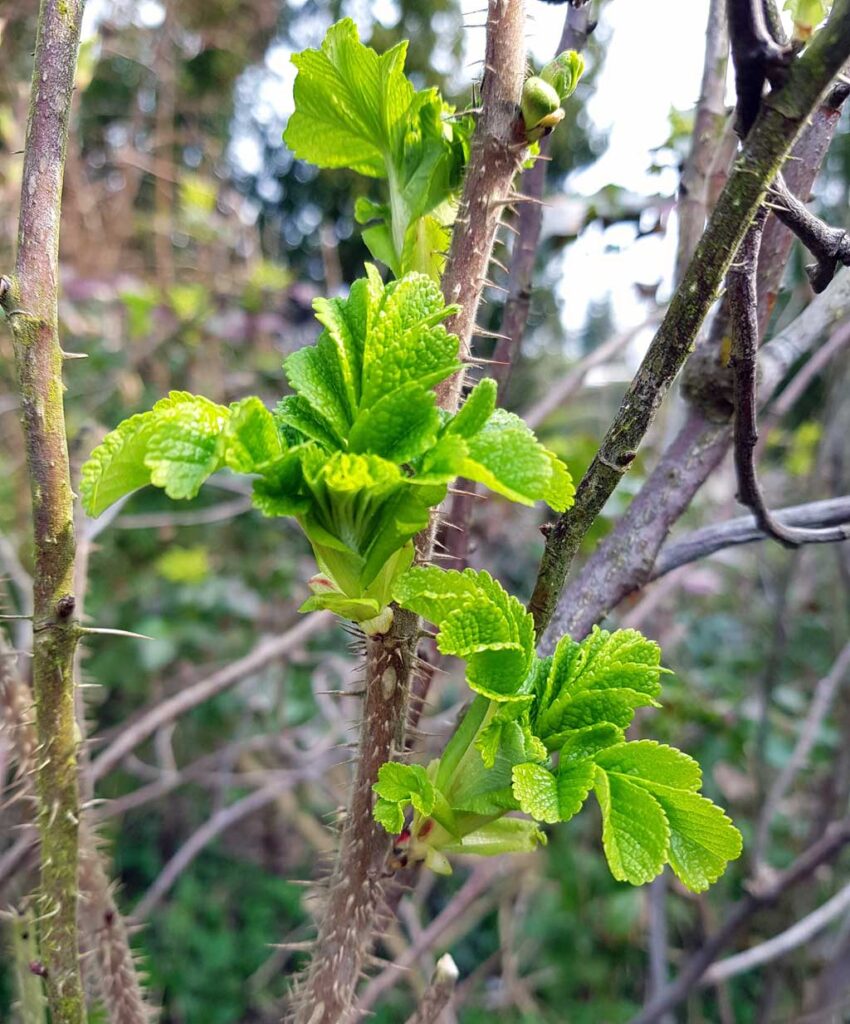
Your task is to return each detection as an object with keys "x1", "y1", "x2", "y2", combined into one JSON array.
[{"x1": 1, "y1": 1, "x2": 88, "y2": 1020}]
